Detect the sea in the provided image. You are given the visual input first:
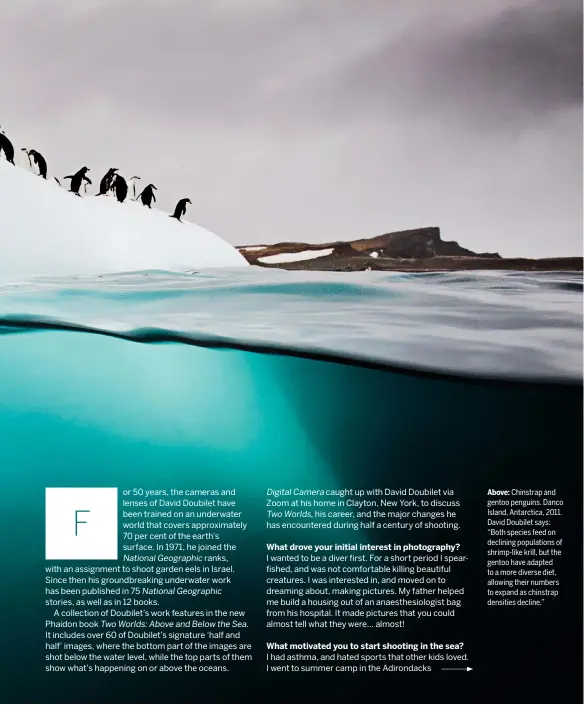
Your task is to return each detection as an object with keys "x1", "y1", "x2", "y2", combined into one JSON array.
[
  {"x1": 0, "y1": 266, "x2": 582, "y2": 704},
  {"x1": 0, "y1": 266, "x2": 581, "y2": 491}
]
